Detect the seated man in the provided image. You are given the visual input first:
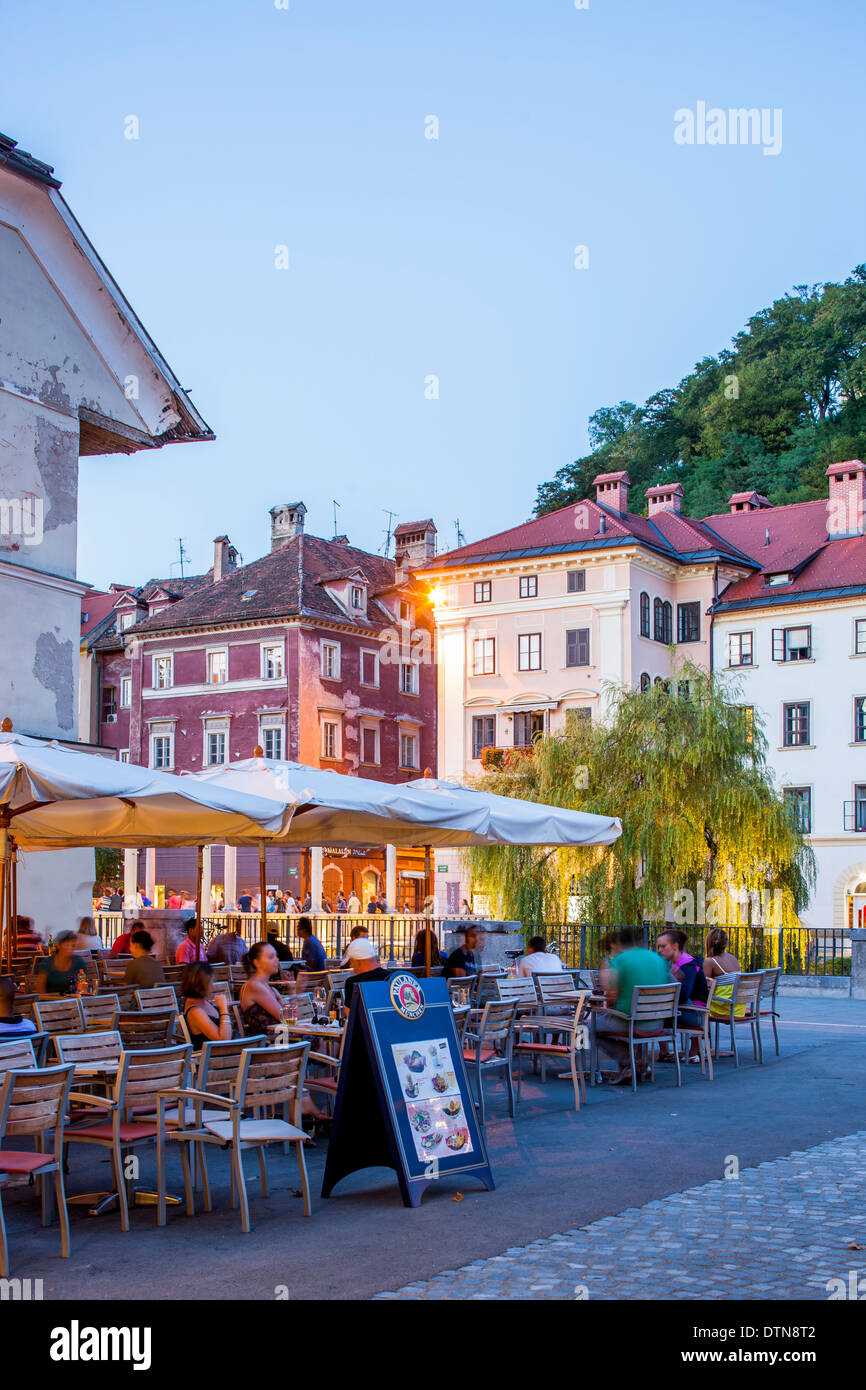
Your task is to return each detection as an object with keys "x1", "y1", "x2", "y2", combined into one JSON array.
[
  {"x1": 594, "y1": 927, "x2": 670, "y2": 1085},
  {"x1": 205, "y1": 925, "x2": 247, "y2": 965},
  {"x1": 0, "y1": 976, "x2": 37, "y2": 1037},
  {"x1": 175, "y1": 918, "x2": 208, "y2": 965},
  {"x1": 517, "y1": 935, "x2": 564, "y2": 977},
  {"x1": 343, "y1": 939, "x2": 391, "y2": 1010},
  {"x1": 124, "y1": 930, "x2": 166, "y2": 988},
  {"x1": 297, "y1": 917, "x2": 327, "y2": 973},
  {"x1": 444, "y1": 926, "x2": 479, "y2": 980}
]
